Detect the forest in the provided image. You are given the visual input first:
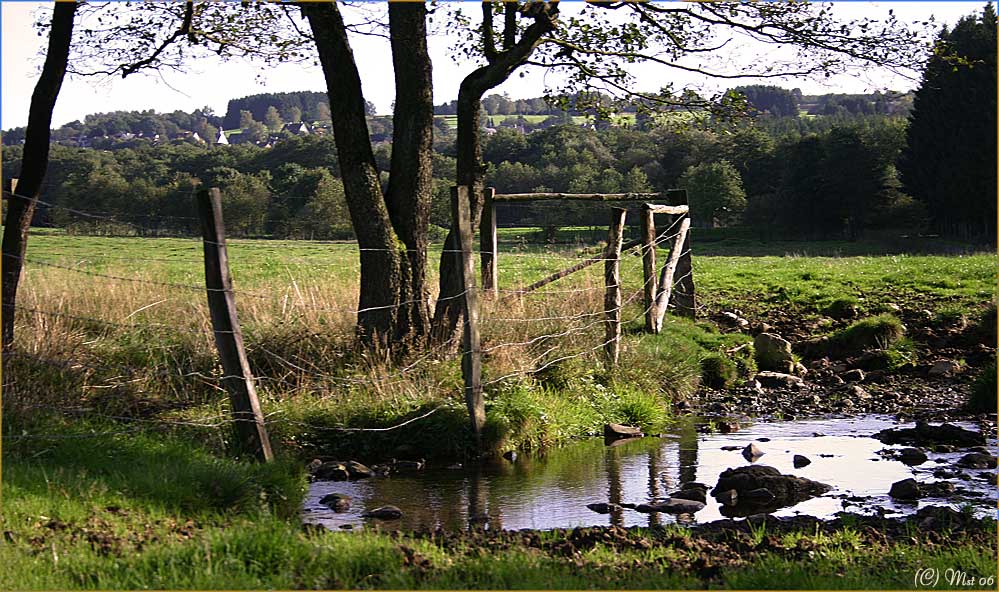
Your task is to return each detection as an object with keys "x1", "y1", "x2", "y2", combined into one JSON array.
[{"x1": 1, "y1": 85, "x2": 989, "y2": 243}]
